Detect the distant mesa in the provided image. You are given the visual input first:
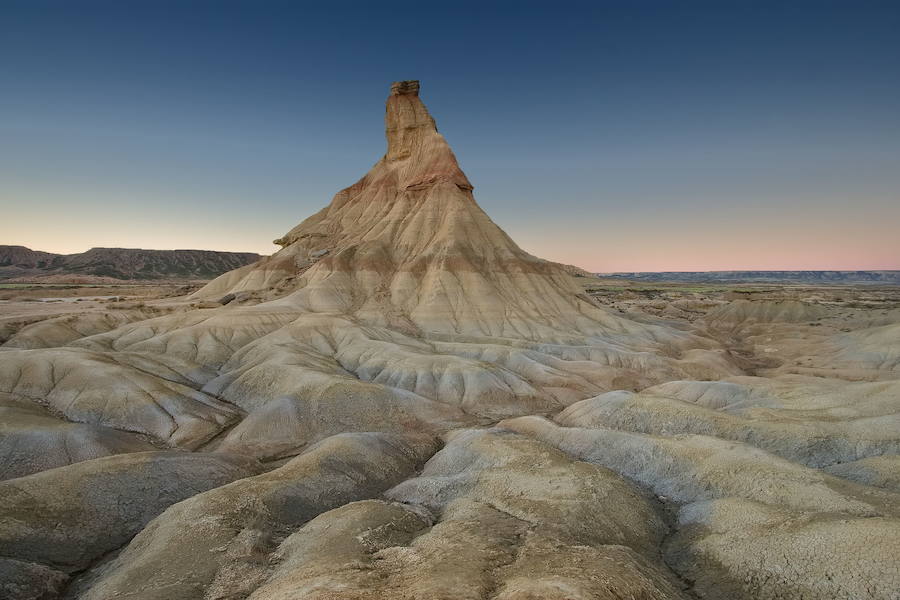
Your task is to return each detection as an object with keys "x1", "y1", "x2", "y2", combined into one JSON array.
[{"x1": 0, "y1": 245, "x2": 261, "y2": 283}]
